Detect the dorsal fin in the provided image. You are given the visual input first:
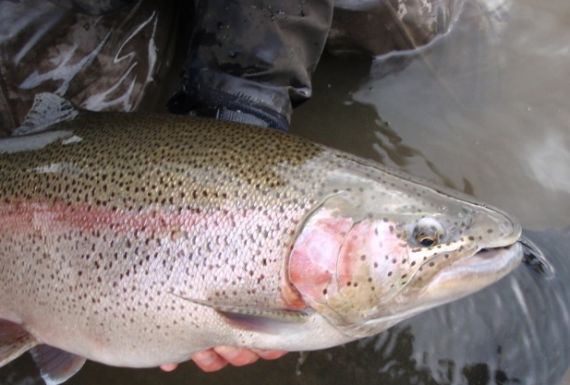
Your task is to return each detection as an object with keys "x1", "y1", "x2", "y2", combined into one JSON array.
[
  {"x1": 13, "y1": 93, "x2": 79, "y2": 136},
  {"x1": 0, "y1": 319, "x2": 37, "y2": 367}
]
